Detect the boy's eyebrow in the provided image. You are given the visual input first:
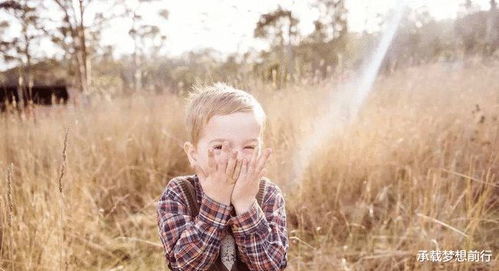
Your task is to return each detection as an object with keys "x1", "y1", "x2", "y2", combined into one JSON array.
[
  {"x1": 209, "y1": 138, "x2": 226, "y2": 143},
  {"x1": 209, "y1": 138, "x2": 259, "y2": 143}
]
